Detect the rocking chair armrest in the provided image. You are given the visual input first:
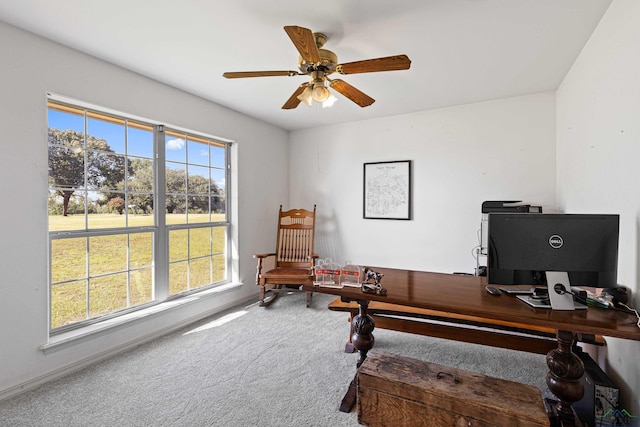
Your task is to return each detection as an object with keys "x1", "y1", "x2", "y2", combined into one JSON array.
[
  {"x1": 253, "y1": 253, "x2": 276, "y2": 259},
  {"x1": 254, "y1": 253, "x2": 276, "y2": 287}
]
